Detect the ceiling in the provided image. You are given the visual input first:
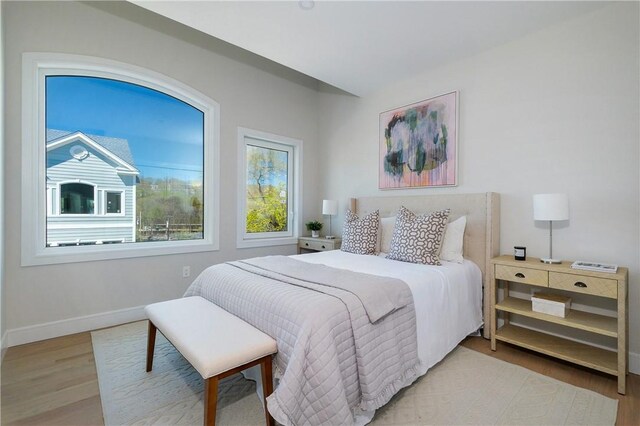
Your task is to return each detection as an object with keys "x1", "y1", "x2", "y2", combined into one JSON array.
[{"x1": 130, "y1": 1, "x2": 607, "y2": 96}]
